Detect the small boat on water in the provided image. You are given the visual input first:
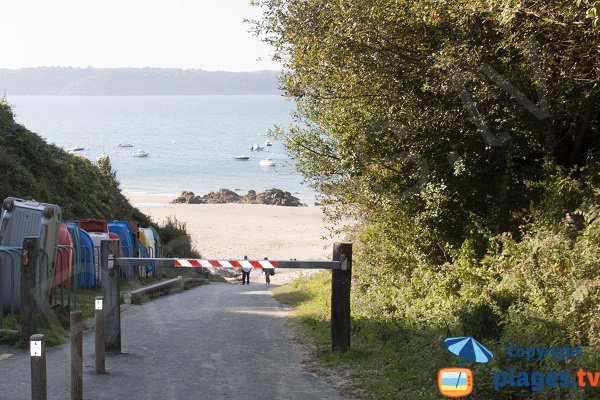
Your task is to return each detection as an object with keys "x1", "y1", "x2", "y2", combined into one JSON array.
[
  {"x1": 250, "y1": 144, "x2": 265, "y2": 151},
  {"x1": 118, "y1": 143, "x2": 134, "y2": 148},
  {"x1": 265, "y1": 140, "x2": 273, "y2": 147},
  {"x1": 234, "y1": 155, "x2": 250, "y2": 160},
  {"x1": 259, "y1": 158, "x2": 276, "y2": 167},
  {"x1": 67, "y1": 146, "x2": 85, "y2": 152},
  {"x1": 132, "y1": 149, "x2": 149, "y2": 157}
]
